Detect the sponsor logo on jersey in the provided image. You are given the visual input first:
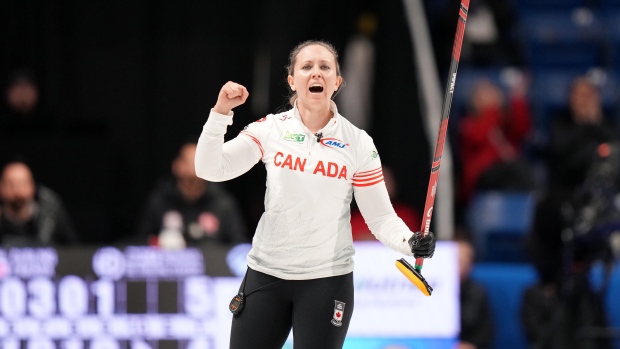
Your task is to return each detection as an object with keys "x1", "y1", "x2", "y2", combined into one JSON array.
[
  {"x1": 319, "y1": 138, "x2": 348, "y2": 149},
  {"x1": 283, "y1": 131, "x2": 306, "y2": 143},
  {"x1": 371, "y1": 150, "x2": 379, "y2": 159},
  {"x1": 331, "y1": 300, "x2": 346, "y2": 327}
]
